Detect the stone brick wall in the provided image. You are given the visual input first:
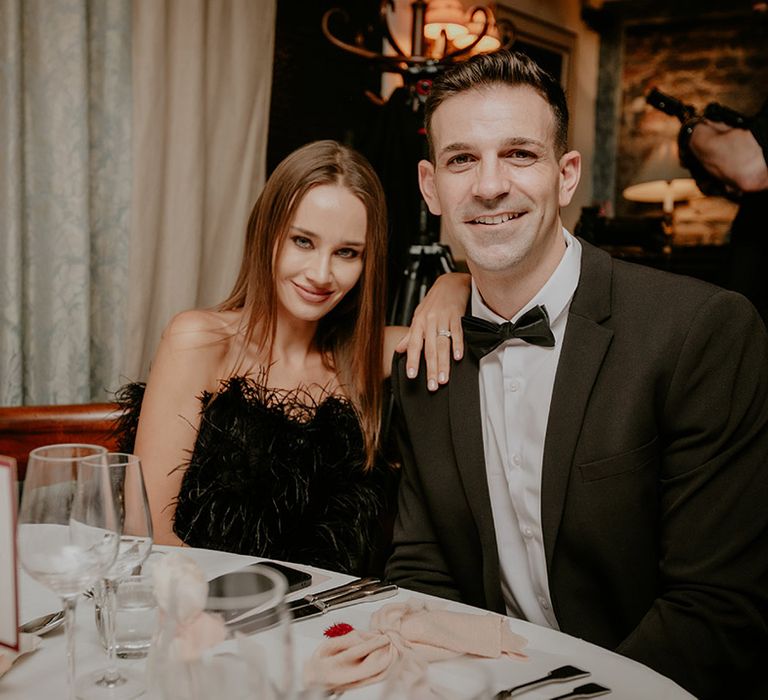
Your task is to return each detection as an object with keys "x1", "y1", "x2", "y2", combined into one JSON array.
[{"x1": 615, "y1": 13, "x2": 768, "y2": 244}]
